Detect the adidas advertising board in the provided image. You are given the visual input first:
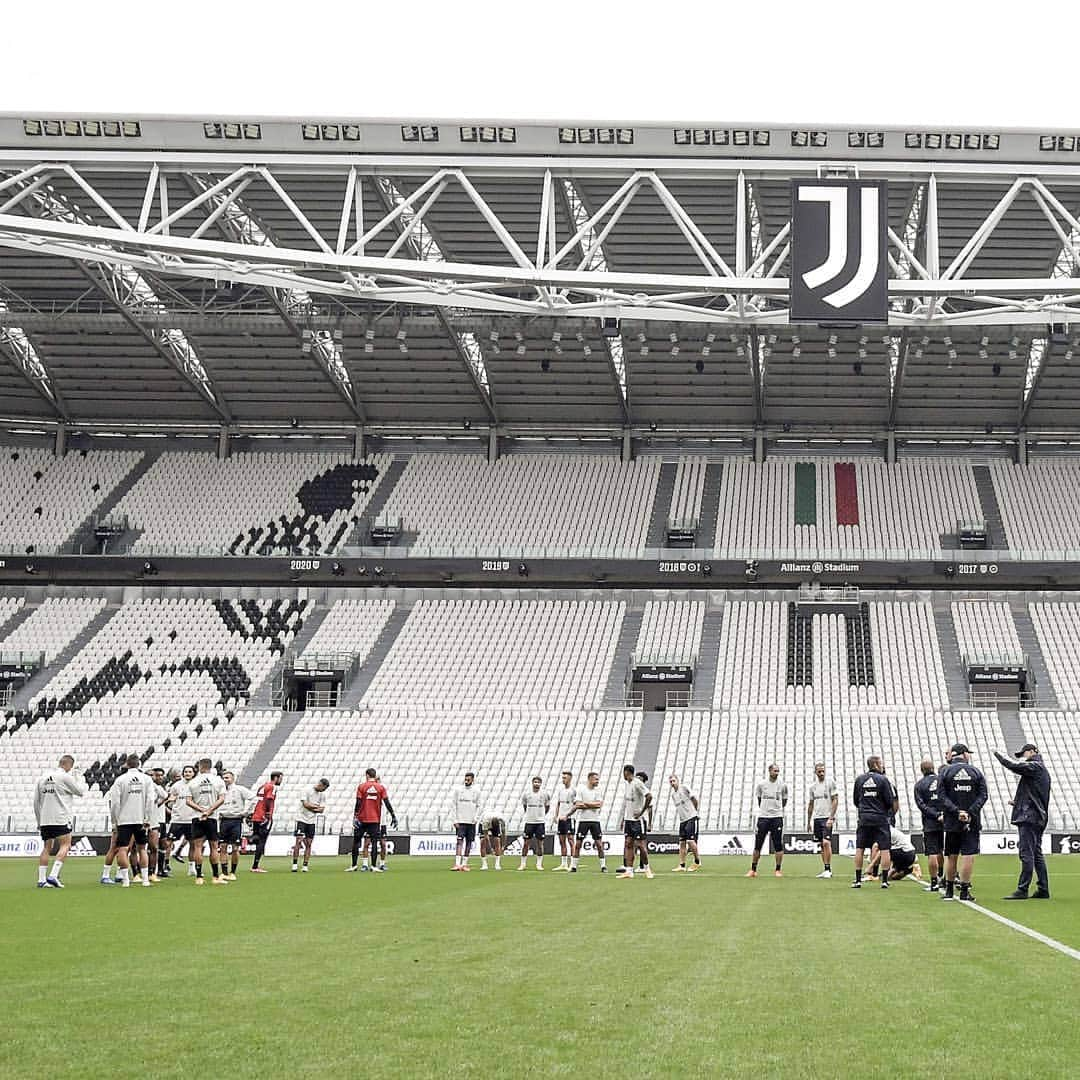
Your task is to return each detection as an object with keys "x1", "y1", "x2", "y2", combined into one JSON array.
[
  {"x1": 698, "y1": 834, "x2": 755, "y2": 856},
  {"x1": 791, "y1": 179, "x2": 888, "y2": 323}
]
